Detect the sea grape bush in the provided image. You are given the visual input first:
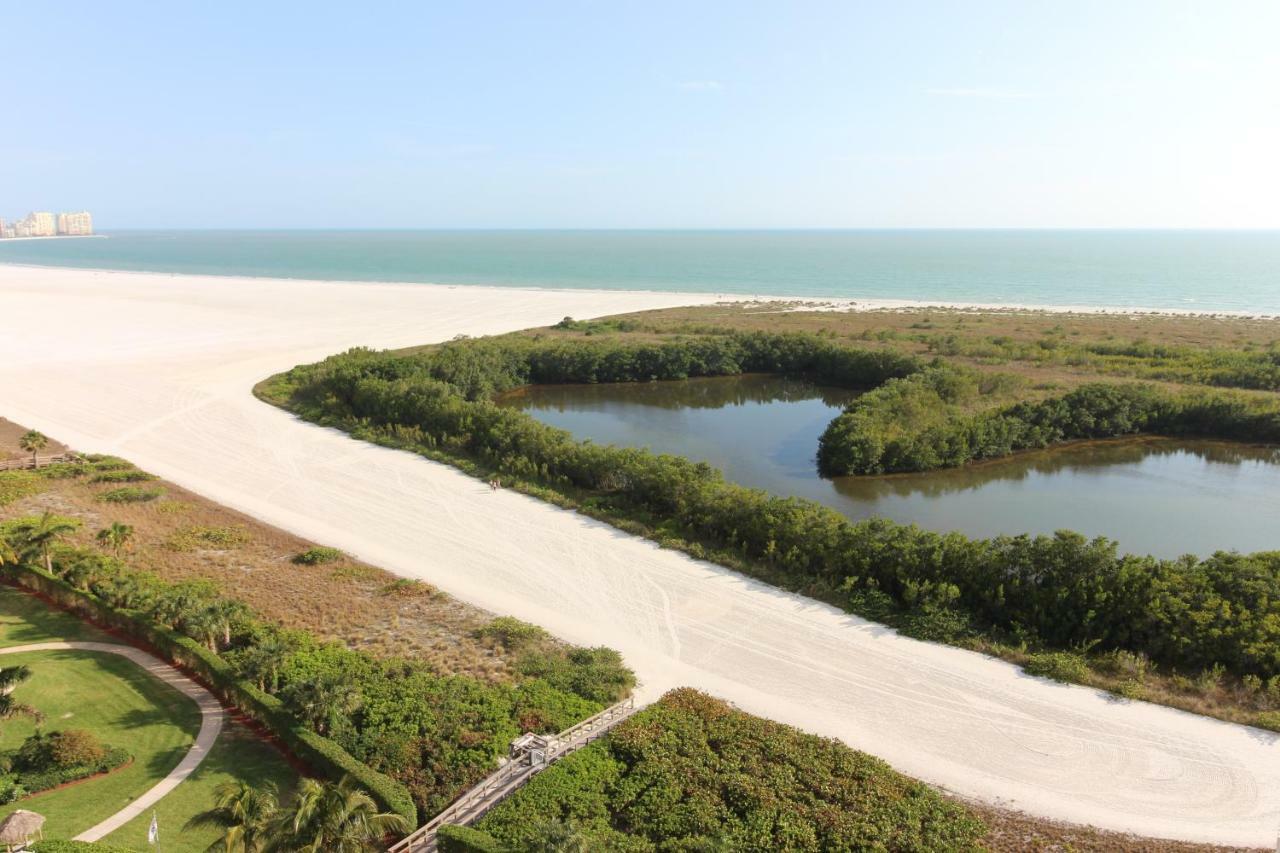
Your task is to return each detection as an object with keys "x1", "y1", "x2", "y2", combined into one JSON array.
[{"x1": 471, "y1": 688, "x2": 987, "y2": 851}]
